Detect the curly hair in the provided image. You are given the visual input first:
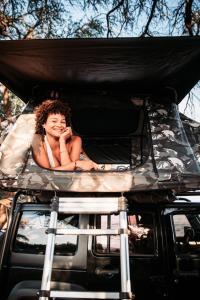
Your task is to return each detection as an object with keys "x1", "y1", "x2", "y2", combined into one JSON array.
[{"x1": 34, "y1": 99, "x2": 71, "y2": 135}]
